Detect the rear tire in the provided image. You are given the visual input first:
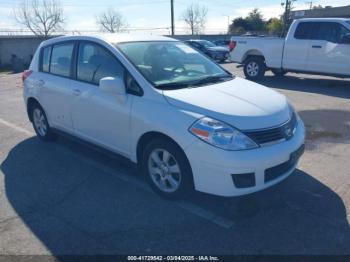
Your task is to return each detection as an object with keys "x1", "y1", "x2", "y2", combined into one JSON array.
[
  {"x1": 141, "y1": 138, "x2": 193, "y2": 199},
  {"x1": 31, "y1": 103, "x2": 55, "y2": 141},
  {"x1": 243, "y1": 57, "x2": 266, "y2": 81},
  {"x1": 271, "y1": 68, "x2": 287, "y2": 77}
]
